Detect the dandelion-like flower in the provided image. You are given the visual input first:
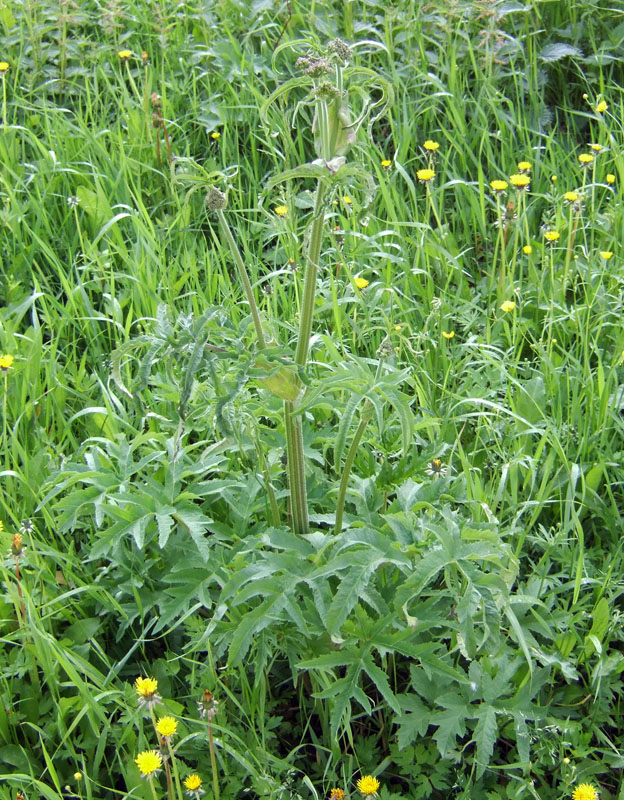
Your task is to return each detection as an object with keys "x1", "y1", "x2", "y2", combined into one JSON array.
[
  {"x1": 185, "y1": 775, "x2": 205, "y2": 798},
  {"x1": 274, "y1": 205, "x2": 288, "y2": 217},
  {"x1": 342, "y1": 196, "x2": 352, "y2": 205},
  {"x1": 211, "y1": 131, "x2": 221, "y2": 140},
  {"x1": 600, "y1": 251, "x2": 613, "y2": 260},
  {"x1": 330, "y1": 790, "x2": 345, "y2": 800},
  {"x1": 572, "y1": 784, "x2": 599, "y2": 800},
  {"x1": 564, "y1": 191, "x2": 580, "y2": 203},
  {"x1": 135, "y1": 750, "x2": 162, "y2": 778},
  {"x1": 0, "y1": 354, "x2": 14, "y2": 371},
  {"x1": 424, "y1": 140, "x2": 440, "y2": 151},
  {"x1": 74, "y1": 772, "x2": 83, "y2": 781},
  {"x1": 426, "y1": 458, "x2": 447, "y2": 476},
  {"x1": 354, "y1": 277, "x2": 369, "y2": 289},
  {"x1": 156, "y1": 716, "x2": 178, "y2": 739},
  {"x1": 357, "y1": 776, "x2": 380, "y2": 796},
  {"x1": 544, "y1": 230, "x2": 560, "y2": 242},
  {"x1": 606, "y1": 174, "x2": 615, "y2": 184},
  {"x1": 442, "y1": 331, "x2": 454, "y2": 339},
  {"x1": 500, "y1": 300, "x2": 515, "y2": 312},
  {"x1": 595, "y1": 101, "x2": 607, "y2": 113},
  {"x1": 380, "y1": 159, "x2": 391, "y2": 168},
  {"x1": 523, "y1": 245, "x2": 533, "y2": 254},
  {"x1": 141, "y1": 51, "x2": 149, "y2": 65},
  {"x1": 578, "y1": 153, "x2": 594, "y2": 166},
  {"x1": 135, "y1": 676, "x2": 161, "y2": 709},
  {"x1": 416, "y1": 168, "x2": 435, "y2": 182},
  {"x1": 0, "y1": 62, "x2": 8, "y2": 73},
  {"x1": 490, "y1": 180, "x2": 508, "y2": 192},
  {"x1": 197, "y1": 689, "x2": 218, "y2": 720},
  {"x1": 118, "y1": 49, "x2": 132, "y2": 60},
  {"x1": 10, "y1": 533, "x2": 24, "y2": 558},
  {"x1": 551, "y1": 175, "x2": 557, "y2": 183},
  {"x1": 517, "y1": 161, "x2": 531, "y2": 172},
  {"x1": 589, "y1": 144, "x2": 603, "y2": 152},
  {"x1": 67, "y1": 196, "x2": 80, "y2": 207},
  {"x1": 509, "y1": 174, "x2": 530, "y2": 189}
]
